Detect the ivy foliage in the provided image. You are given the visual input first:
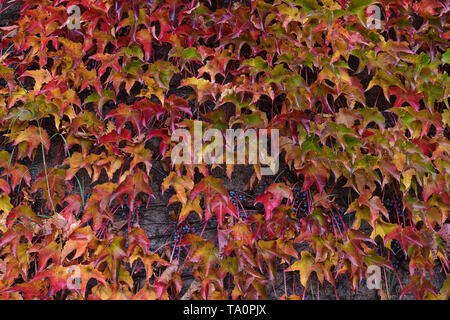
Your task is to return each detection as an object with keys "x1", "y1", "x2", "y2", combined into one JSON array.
[{"x1": 0, "y1": 0, "x2": 448, "y2": 300}]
